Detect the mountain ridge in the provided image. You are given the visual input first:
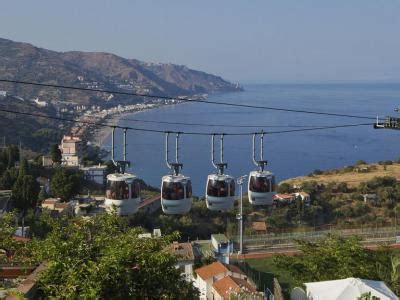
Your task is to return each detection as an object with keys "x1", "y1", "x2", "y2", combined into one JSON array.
[{"x1": 0, "y1": 37, "x2": 241, "y2": 106}]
